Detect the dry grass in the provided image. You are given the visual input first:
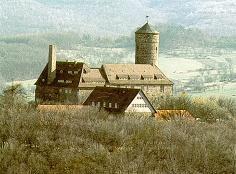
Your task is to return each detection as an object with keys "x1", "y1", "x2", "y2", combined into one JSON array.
[{"x1": 0, "y1": 99, "x2": 236, "y2": 173}]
